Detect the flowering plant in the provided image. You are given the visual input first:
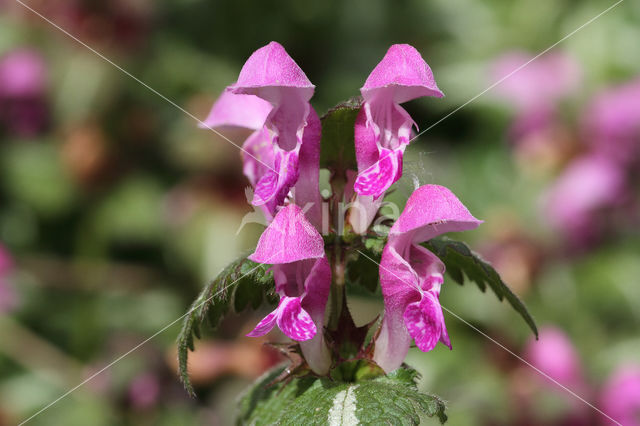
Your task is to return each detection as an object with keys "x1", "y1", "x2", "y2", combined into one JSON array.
[{"x1": 178, "y1": 42, "x2": 537, "y2": 424}]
